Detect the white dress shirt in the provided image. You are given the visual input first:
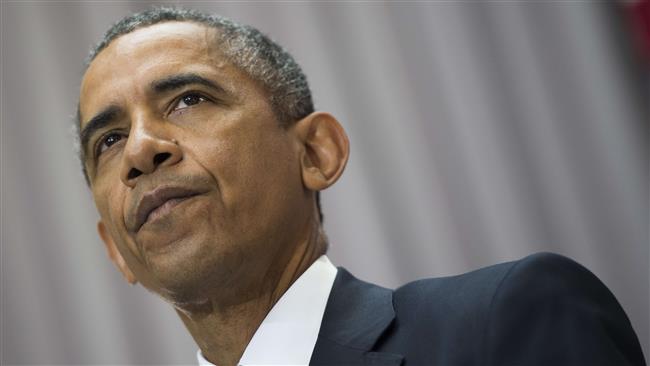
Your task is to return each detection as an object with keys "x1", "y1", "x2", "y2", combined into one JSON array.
[{"x1": 197, "y1": 255, "x2": 338, "y2": 366}]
